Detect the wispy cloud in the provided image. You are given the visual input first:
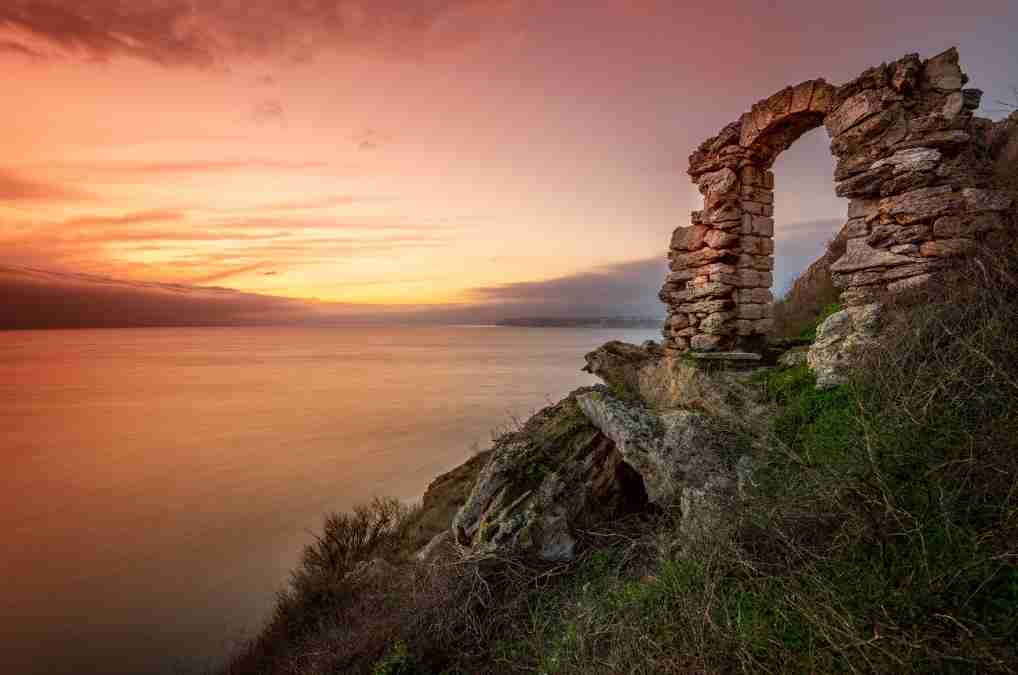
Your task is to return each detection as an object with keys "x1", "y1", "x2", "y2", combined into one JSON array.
[
  {"x1": 0, "y1": 0, "x2": 530, "y2": 68},
  {"x1": 251, "y1": 99, "x2": 285, "y2": 125},
  {"x1": 0, "y1": 167, "x2": 90, "y2": 201}
]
